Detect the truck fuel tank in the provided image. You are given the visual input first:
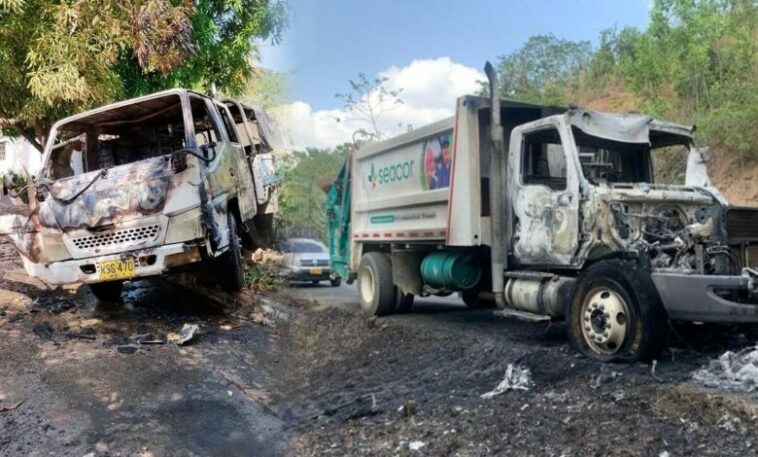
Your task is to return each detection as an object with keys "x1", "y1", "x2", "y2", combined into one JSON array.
[{"x1": 420, "y1": 251, "x2": 481, "y2": 291}]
